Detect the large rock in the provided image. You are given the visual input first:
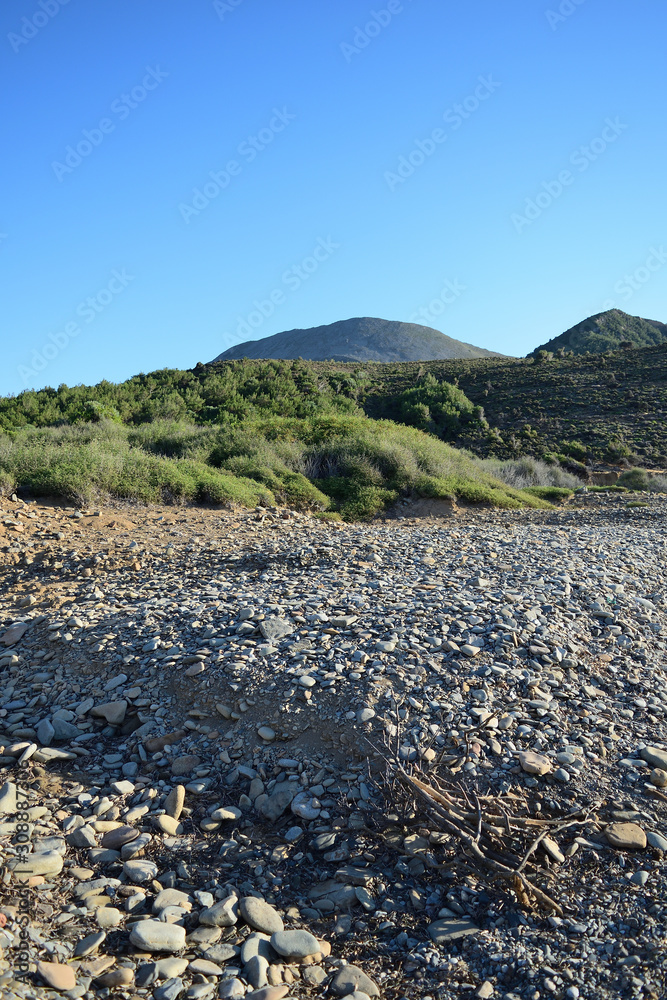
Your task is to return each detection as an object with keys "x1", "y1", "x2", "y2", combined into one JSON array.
[
  {"x1": 330, "y1": 964, "x2": 380, "y2": 997},
  {"x1": 257, "y1": 782, "x2": 298, "y2": 822},
  {"x1": 606, "y1": 822, "x2": 647, "y2": 850},
  {"x1": 259, "y1": 617, "x2": 294, "y2": 643},
  {"x1": 518, "y1": 751, "x2": 552, "y2": 776},
  {"x1": 129, "y1": 919, "x2": 186, "y2": 953},
  {"x1": 91, "y1": 701, "x2": 127, "y2": 725},
  {"x1": 239, "y1": 897, "x2": 284, "y2": 935},
  {"x1": 9, "y1": 850, "x2": 63, "y2": 879},
  {"x1": 641, "y1": 746, "x2": 667, "y2": 771},
  {"x1": 428, "y1": 917, "x2": 480, "y2": 942},
  {"x1": 199, "y1": 894, "x2": 238, "y2": 927},
  {"x1": 270, "y1": 929, "x2": 320, "y2": 960},
  {"x1": 36, "y1": 961, "x2": 76, "y2": 991}
]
